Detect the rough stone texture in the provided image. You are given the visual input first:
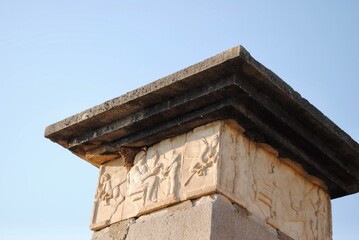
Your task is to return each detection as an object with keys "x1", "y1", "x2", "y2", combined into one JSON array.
[
  {"x1": 92, "y1": 194, "x2": 295, "y2": 240},
  {"x1": 91, "y1": 219, "x2": 134, "y2": 240},
  {"x1": 45, "y1": 45, "x2": 359, "y2": 199},
  {"x1": 93, "y1": 194, "x2": 289, "y2": 240},
  {"x1": 125, "y1": 199, "x2": 212, "y2": 240},
  {"x1": 210, "y1": 195, "x2": 281, "y2": 240}
]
